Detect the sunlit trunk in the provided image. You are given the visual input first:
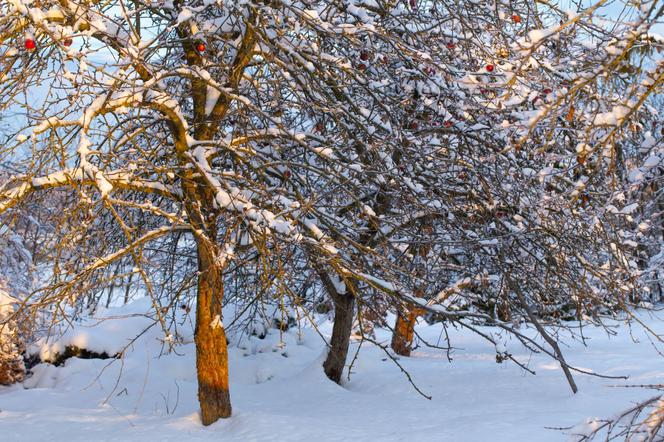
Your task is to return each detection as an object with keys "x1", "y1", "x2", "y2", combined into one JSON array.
[
  {"x1": 391, "y1": 307, "x2": 418, "y2": 357},
  {"x1": 195, "y1": 240, "x2": 232, "y2": 425}
]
